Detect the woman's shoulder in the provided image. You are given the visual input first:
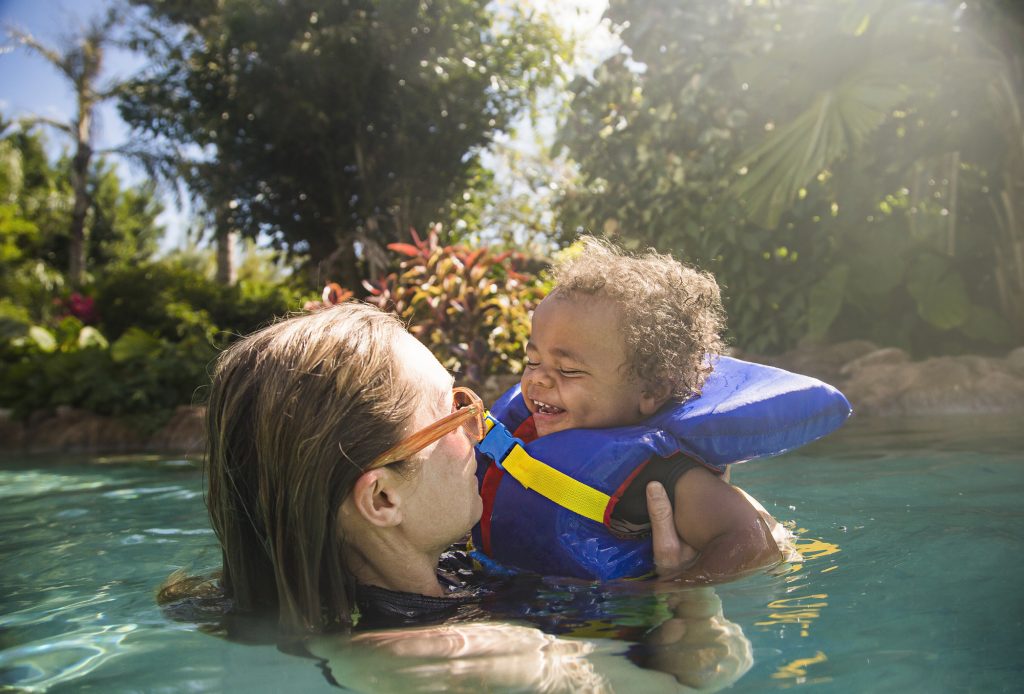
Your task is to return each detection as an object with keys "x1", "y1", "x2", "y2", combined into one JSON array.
[{"x1": 354, "y1": 541, "x2": 489, "y2": 629}]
